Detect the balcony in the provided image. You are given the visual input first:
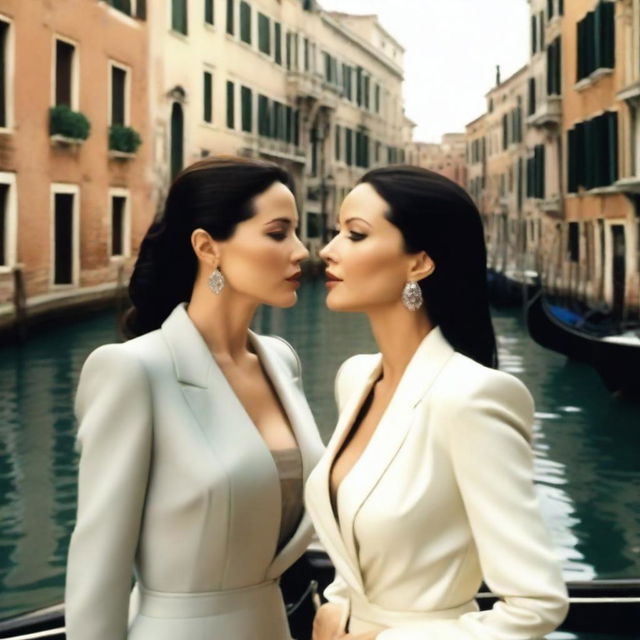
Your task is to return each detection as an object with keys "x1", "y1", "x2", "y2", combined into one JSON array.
[
  {"x1": 286, "y1": 71, "x2": 339, "y2": 109},
  {"x1": 617, "y1": 80, "x2": 640, "y2": 103},
  {"x1": 243, "y1": 135, "x2": 306, "y2": 164},
  {"x1": 526, "y1": 96, "x2": 562, "y2": 128}
]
